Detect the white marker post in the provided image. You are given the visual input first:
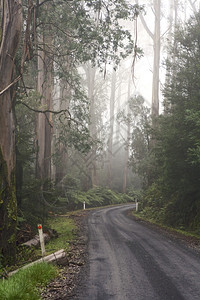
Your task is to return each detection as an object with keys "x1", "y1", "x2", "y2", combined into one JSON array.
[
  {"x1": 38, "y1": 224, "x2": 46, "y2": 257},
  {"x1": 135, "y1": 200, "x2": 139, "y2": 212},
  {"x1": 83, "y1": 201, "x2": 86, "y2": 210}
]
